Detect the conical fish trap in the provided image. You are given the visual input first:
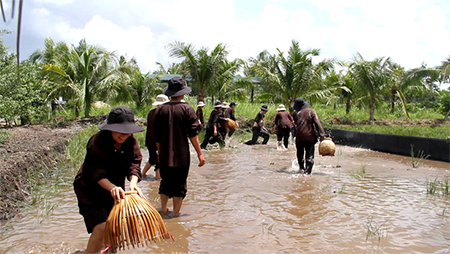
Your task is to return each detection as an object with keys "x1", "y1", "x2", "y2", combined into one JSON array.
[
  {"x1": 319, "y1": 138, "x2": 335, "y2": 156},
  {"x1": 105, "y1": 191, "x2": 173, "y2": 252},
  {"x1": 224, "y1": 119, "x2": 237, "y2": 132}
]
